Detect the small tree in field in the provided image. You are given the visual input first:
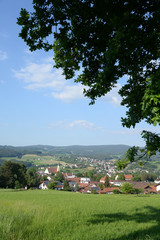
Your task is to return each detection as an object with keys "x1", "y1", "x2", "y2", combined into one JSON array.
[
  {"x1": 74, "y1": 183, "x2": 80, "y2": 192},
  {"x1": 54, "y1": 172, "x2": 64, "y2": 182},
  {"x1": 117, "y1": 173, "x2": 125, "y2": 181},
  {"x1": 104, "y1": 175, "x2": 110, "y2": 187},
  {"x1": 48, "y1": 181, "x2": 58, "y2": 190},
  {"x1": 98, "y1": 183, "x2": 104, "y2": 190},
  {"x1": 120, "y1": 182, "x2": 135, "y2": 194},
  {"x1": 113, "y1": 189, "x2": 121, "y2": 194},
  {"x1": 63, "y1": 180, "x2": 71, "y2": 191},
  {"x1": 134, "y1": 188, "x2": 144, "y2": 195}
]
